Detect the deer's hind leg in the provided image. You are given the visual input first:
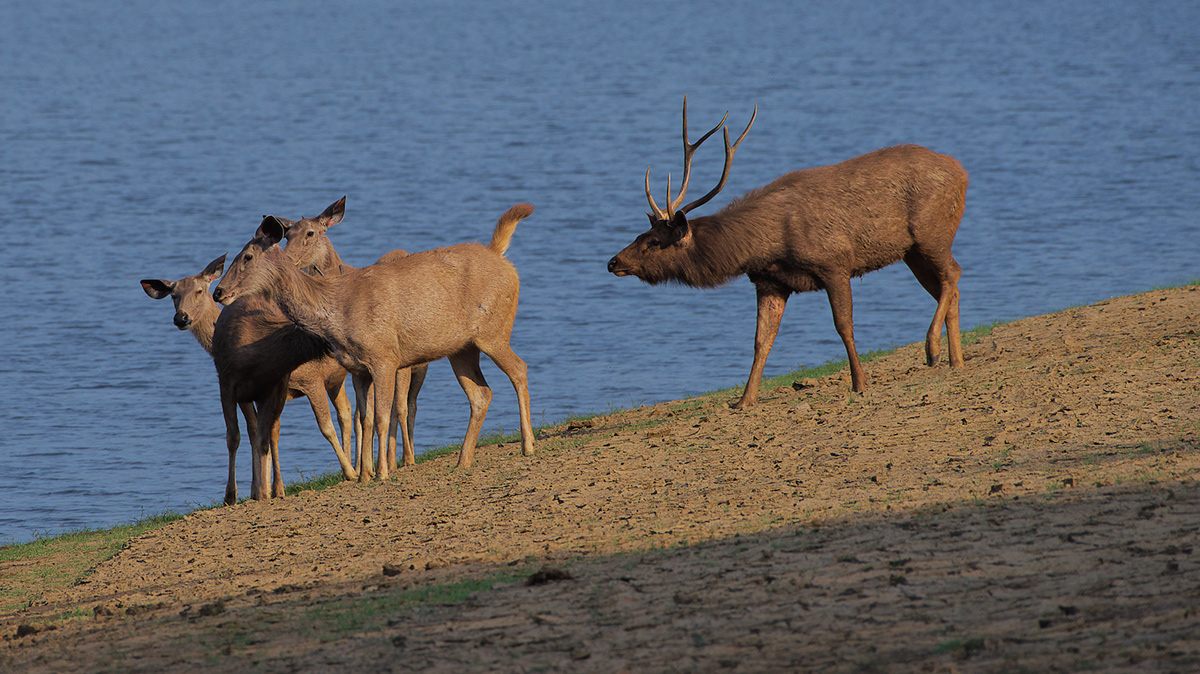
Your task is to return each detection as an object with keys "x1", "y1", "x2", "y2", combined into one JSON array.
[
  {"x1": 448, "y1": 348, "x2": 493, "y2": 469},
  {"x1": 904, "y1": 249, "x2": 963, "y2": 368},
  {"x1": 480, "y1": 343, "x2": 534, "y2": 457}
]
